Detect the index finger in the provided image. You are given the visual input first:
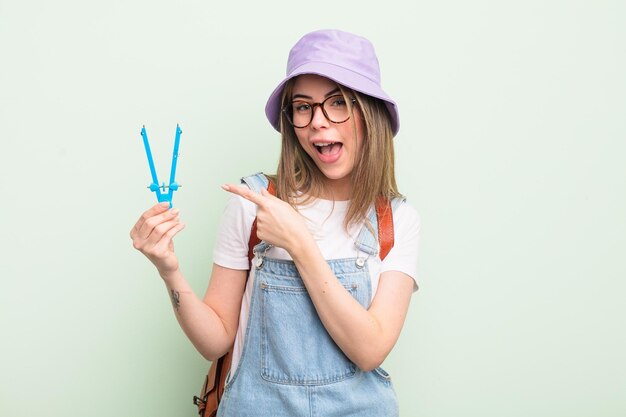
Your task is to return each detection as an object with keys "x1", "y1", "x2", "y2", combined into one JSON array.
[
  {"x1": 221, "y1": 184, "x2": 265, "y2": 206},
  {"x1": 132, "y1": 202, "x2": 172, "y2": 232}
]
